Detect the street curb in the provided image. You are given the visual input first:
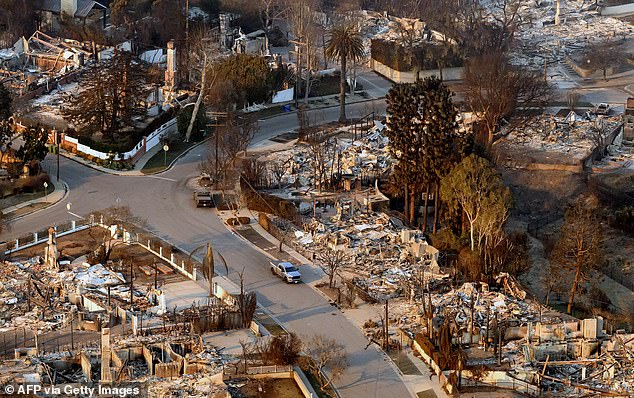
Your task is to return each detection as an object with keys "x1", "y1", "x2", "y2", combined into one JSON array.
[
  {"x1": 214, "y1": 211, "x2": 334, "y2": 298},
  {"x1": 141, "y1": 135, "x2": 212, "y2": 176},
  {"x1": 4, "y1": 181, "x2": 69, "y2": 222},
  {"x1": 59, "y1": 136, "x2": 212, "y2": 177},
  {"x1": 256, "y1": 96, "x2": 386, "y2": 121}
]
